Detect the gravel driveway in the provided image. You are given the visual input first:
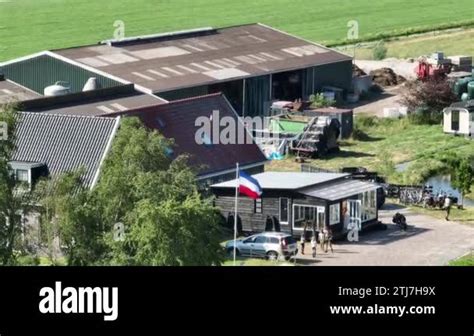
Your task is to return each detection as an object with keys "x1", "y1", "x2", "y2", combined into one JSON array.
[{"x1": 296, "y1": 203, "x2": 474, "y2": 266}]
